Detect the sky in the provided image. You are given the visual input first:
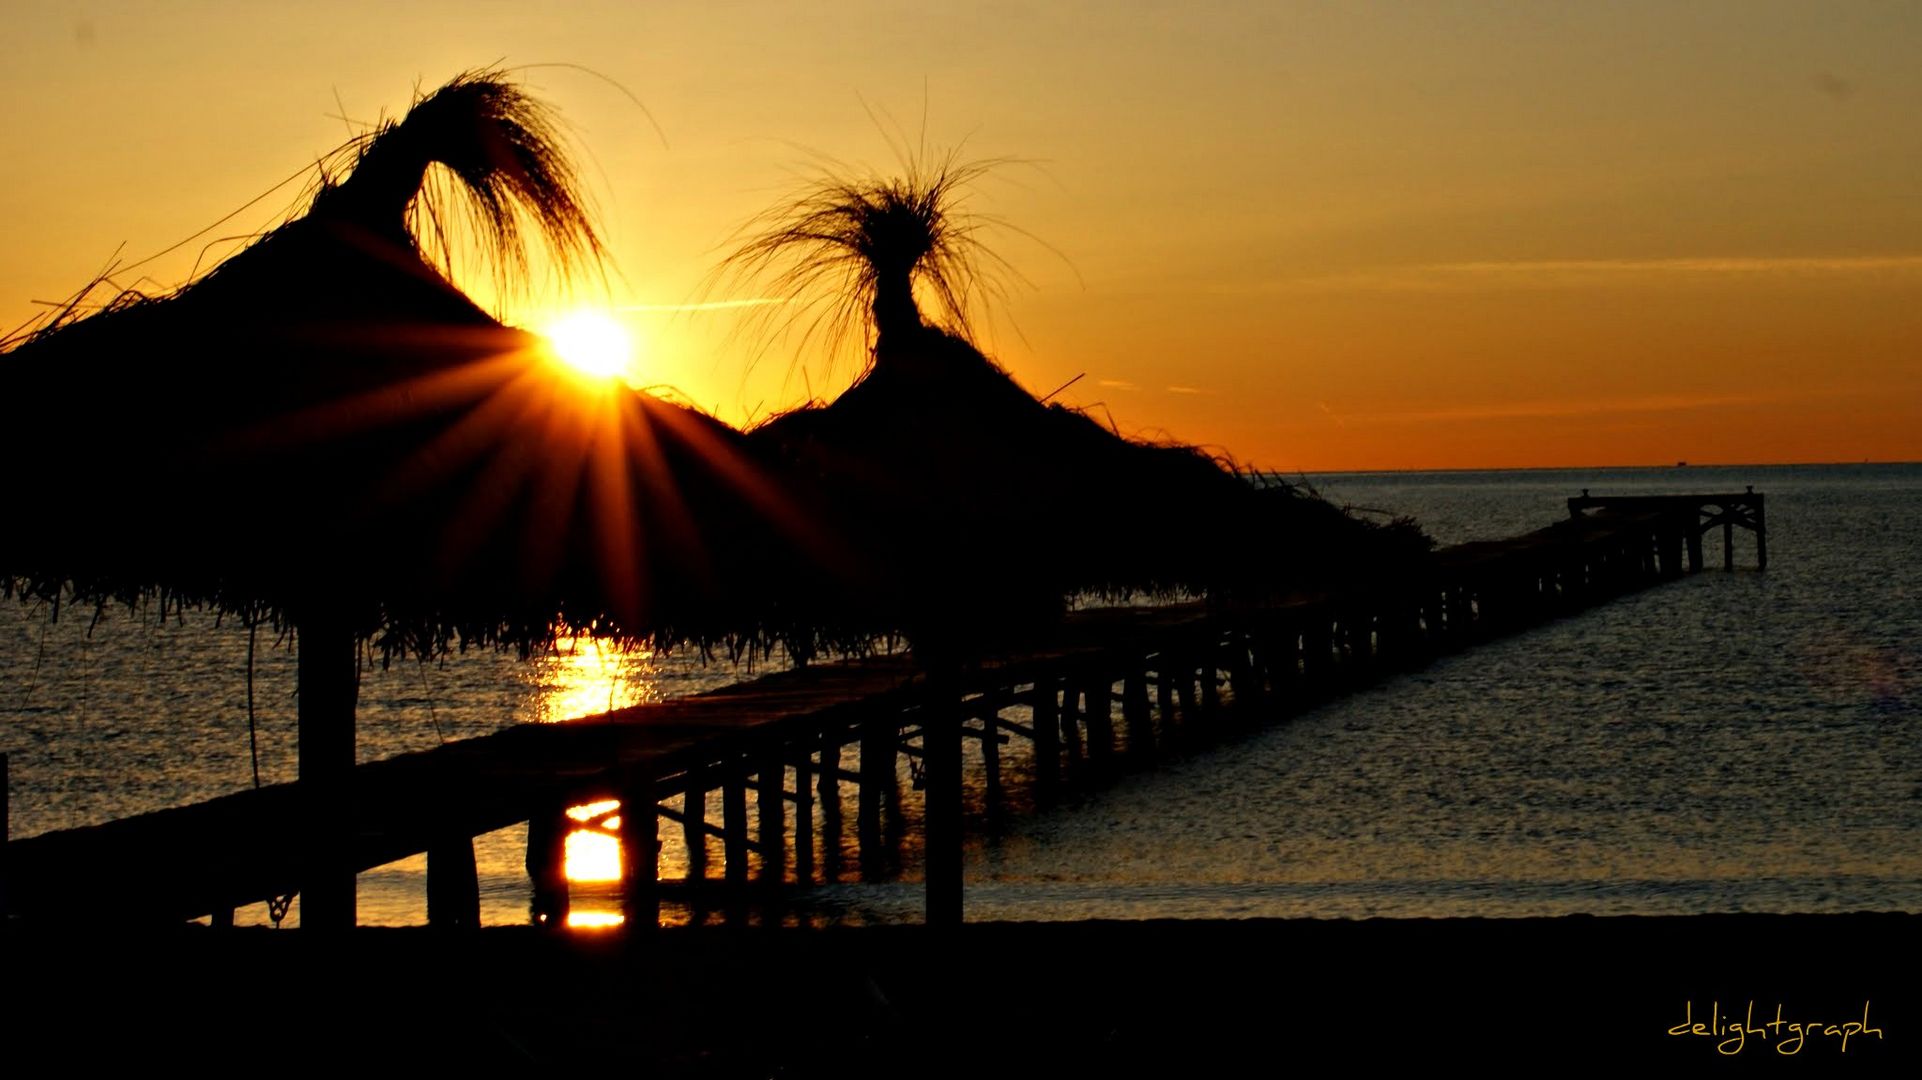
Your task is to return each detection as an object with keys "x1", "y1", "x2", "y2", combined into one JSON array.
[{"x1": 3, "y1": 1, "x2": 1917, "y2": 470}]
